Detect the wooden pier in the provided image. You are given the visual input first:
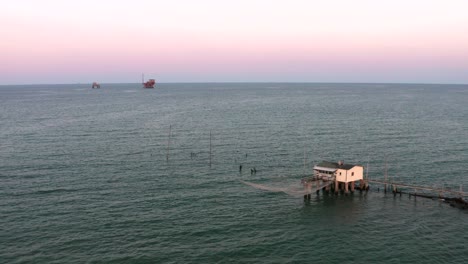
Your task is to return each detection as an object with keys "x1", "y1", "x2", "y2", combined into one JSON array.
[
  {"x1": 368, "y1": 179, "x2": 468, "y2": 209},
  {"x1": 367, "y1": 179, "x2": 468, "y2": 198},
  {"x1": 300, "y1": 176, "x2": 468, "y2": 209}
]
